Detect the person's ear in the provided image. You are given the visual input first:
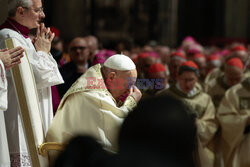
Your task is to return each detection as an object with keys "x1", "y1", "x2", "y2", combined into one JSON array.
[
  {"x1": 107, "y1": 72, "x2": 116, "y2": 81},
  {"x1": 16, "y1": 6, "x2": 26, "y2": 17}
]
